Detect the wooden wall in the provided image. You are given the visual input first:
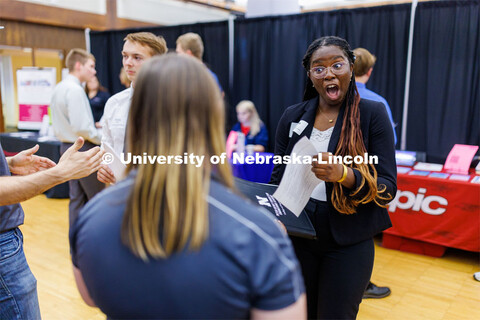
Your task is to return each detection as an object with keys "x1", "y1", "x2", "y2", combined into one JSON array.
[
  {"x1": 0, "y1": 0, "x2": 157, "y2": 31},
  {"x1": 0, "y1": 20, "x2": 86, "y2": 52},
  {"x1": 0, "y1": 0, "x2": 159, "y2": 51}
]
